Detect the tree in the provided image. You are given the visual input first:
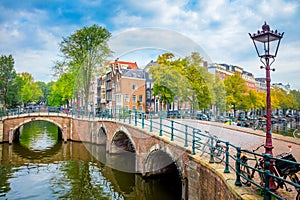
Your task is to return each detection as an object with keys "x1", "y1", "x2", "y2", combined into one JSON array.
[
  {"x1": 36, "y1": 81, "x2": 48, "y2": 103},
  {"x1": 54, "y1": 24, "x2": 112, "y2": 113},
  {"x1": 148, "y1": 58, "x2": 186, "y2": 110},
  {"x1": 290, "y1": 90, "x2": 300, "y2": 110},
  {"x1": 213, "y1": 74, "x2": 226, "y2": 115},
  {"x1": 18, "y1": 72, "x2": 43, "y2": 105},
  {"x1": 0, "y1": 55, "x2": 21, "y2": 110},
  {"x1": 184, "y1": 52, "x2": 212, "y2": 111},
  {"x1": 48, "y1": 73, "x2": 75, "y2": 107},
  {"x1": 224, "y1": 72, "x2": 248, "y2": 117},
  {"x1": 149, "y1": 52, "x2": 212, "y2": 112}
]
